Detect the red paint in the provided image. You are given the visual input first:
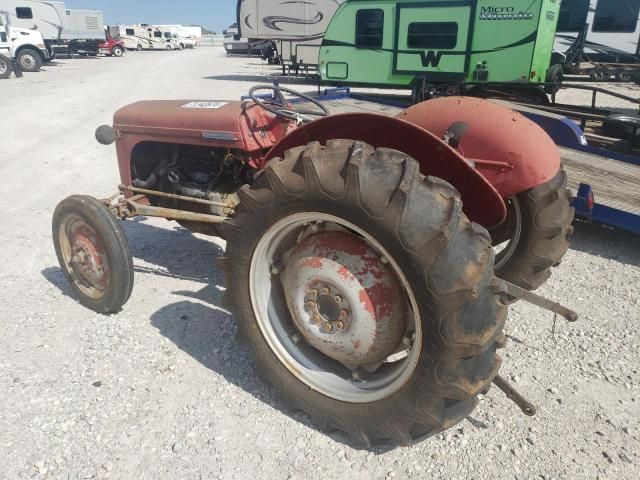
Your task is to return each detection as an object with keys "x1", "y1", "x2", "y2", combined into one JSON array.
[
  {"x1": 264, "y1": 112, "x2": 506, "y2": 227},
  {"x1": 98, "y1": 36, "x2": 125, "y2": 56},
  {"x1": 352, "y1": 339, "x2": 361, "y2": 350},
  {"x1": 337, "y1": 265, "x2": 352, "y2": 281},
  {"x1": 300, "y1": 257, "x2": 323, "y2": 269},
  {"x1": 359, "y1": 289, "x2": 375, "y2": 316},
  {"x1": 397, "y1": 97, "x2": 560, "y2": 198},
  {"x1": 366, "y1": 283, "x2": 397, "y2": 320}
]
